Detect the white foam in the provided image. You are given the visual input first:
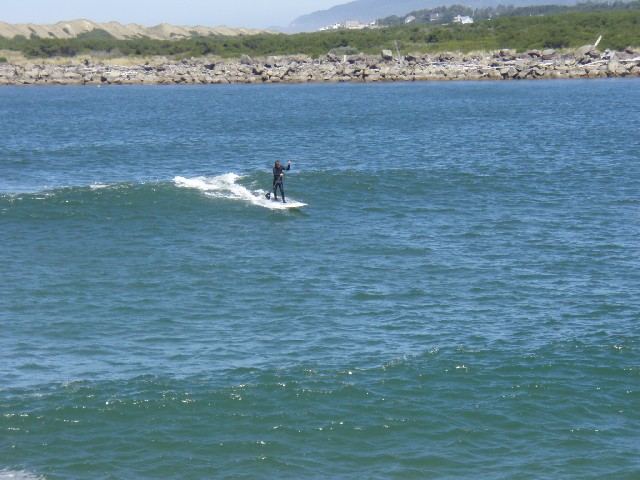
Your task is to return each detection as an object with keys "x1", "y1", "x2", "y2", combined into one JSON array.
[
  {"x1": 0, "y1": 470, "x2": 45, "y2": 480},
  {"x1": 174, "y1": 174, "x2": 306, "y2": 210}
]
